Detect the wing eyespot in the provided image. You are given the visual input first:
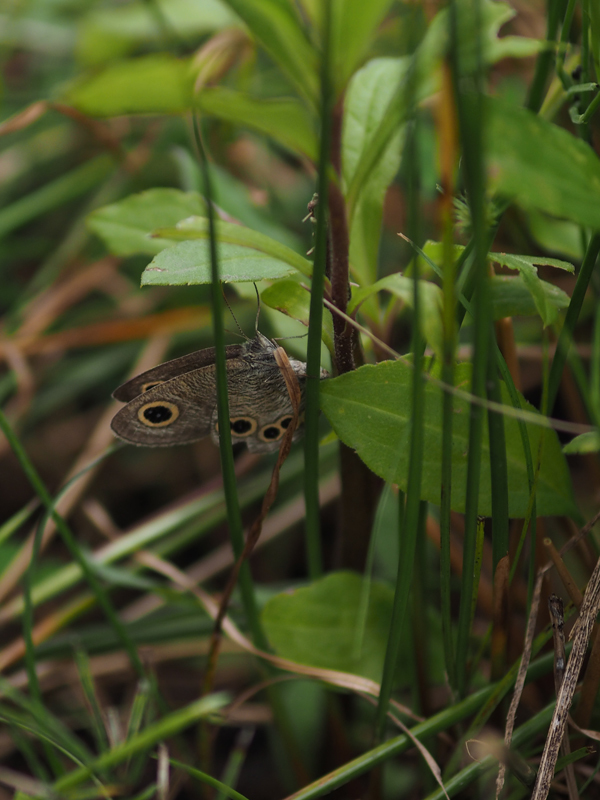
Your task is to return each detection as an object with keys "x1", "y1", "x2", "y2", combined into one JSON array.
[
  {"x1": 230, "y1": 416, "x2": 257, "y2": 437},
  {"x1": 141, "y1": 380, "x2": 165, "y2": 393},
  {"x1": 138, "y1": 401, "x2": 180, "y2": 428},
  {"x1": 260, "y1": 425, "x2": 283, "y2": 442},
  {"x1": 214, "y1": 417, "x2": 258, "y2": 438}
]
